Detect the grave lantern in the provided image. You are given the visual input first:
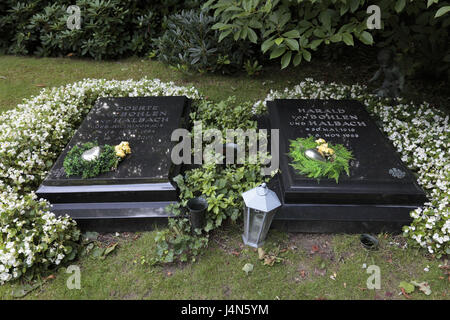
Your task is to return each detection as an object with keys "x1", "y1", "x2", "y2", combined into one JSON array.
[{"x1": 241, "y1": 183, "x2": 281, "y2": 248}]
